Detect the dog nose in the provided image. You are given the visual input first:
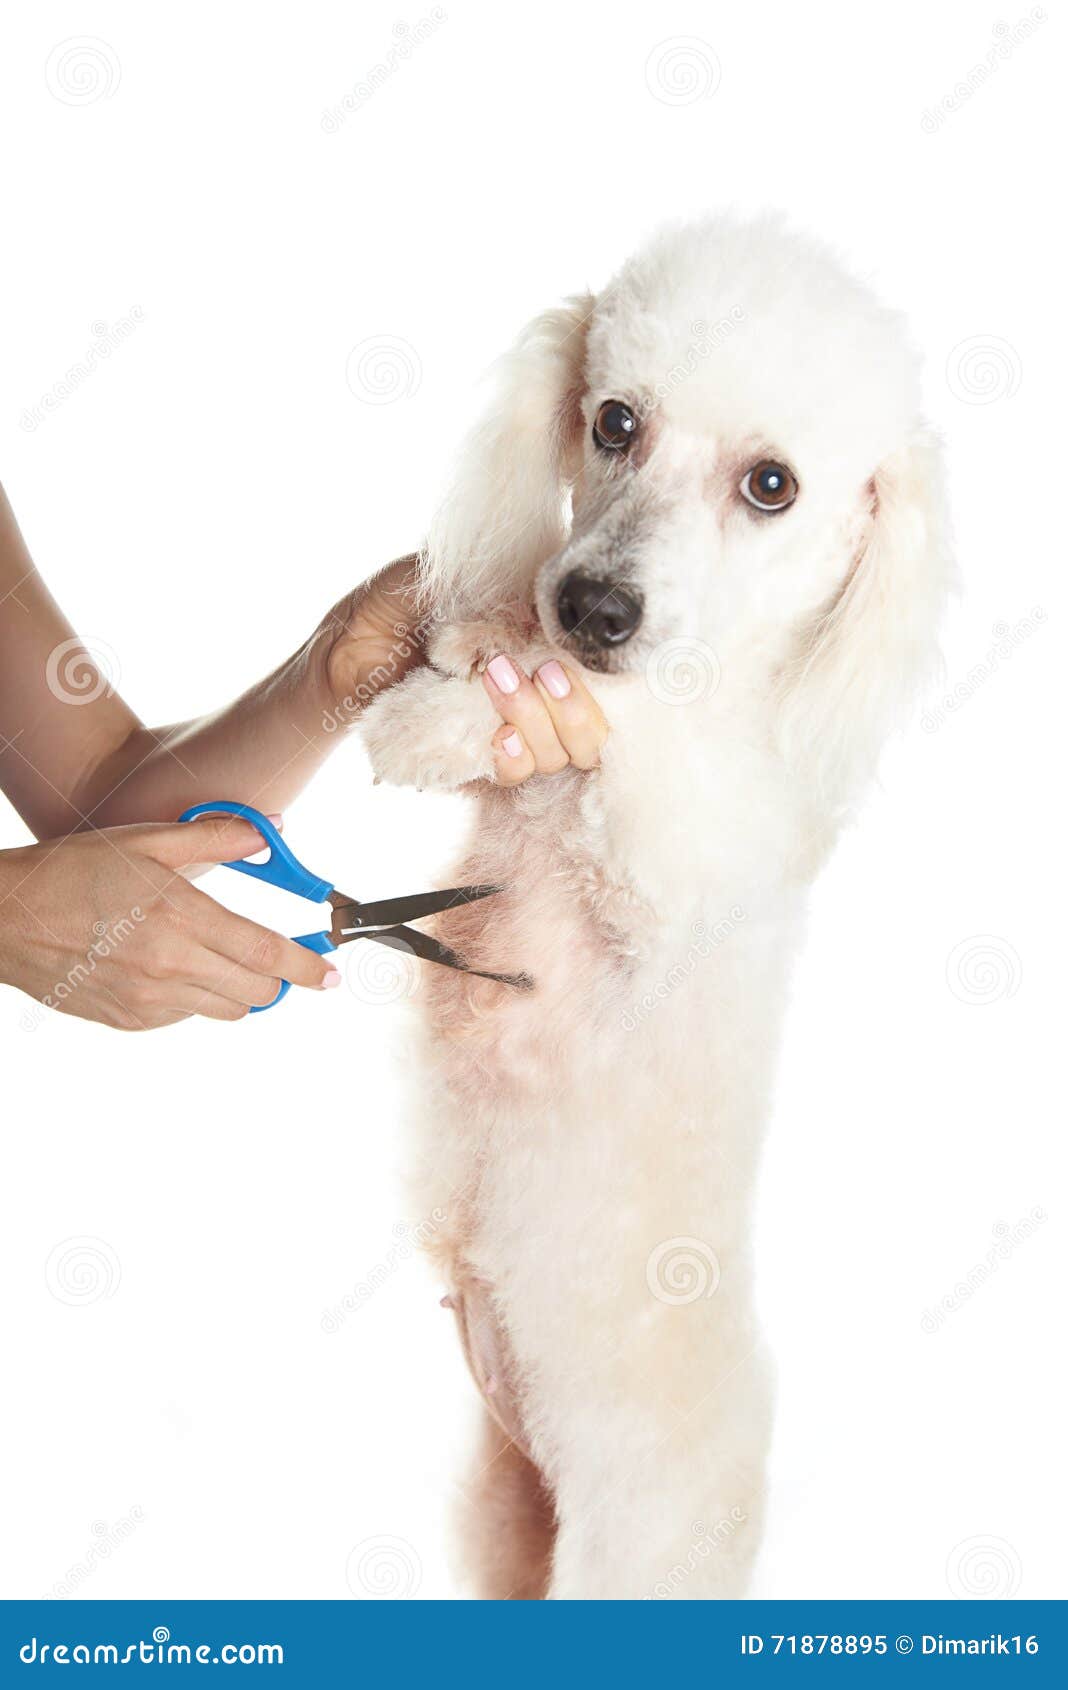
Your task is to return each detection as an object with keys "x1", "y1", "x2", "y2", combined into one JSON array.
[{"x1": 556, "y1": 573, "x2": 643, "y2": 648}]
